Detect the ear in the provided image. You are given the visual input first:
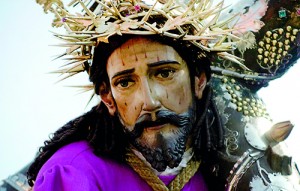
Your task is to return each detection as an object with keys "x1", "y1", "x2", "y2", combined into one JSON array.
[
  {"x1": 194, "y1": 72, "x2": 207, "y2": 99},
  {"x1": 99, "y1": 83, "x2": 117, "y2": 116}
]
